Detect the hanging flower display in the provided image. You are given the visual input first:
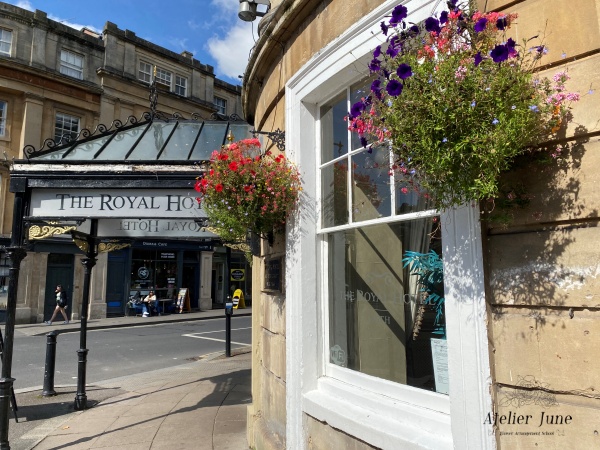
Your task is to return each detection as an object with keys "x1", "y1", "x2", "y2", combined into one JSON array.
[
  {"x1": 194, "y1": 138, "x2": 302, "y2": 243},
  {"x1": 348, "y1": 0, "x2": 579, "y2": 210}
]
